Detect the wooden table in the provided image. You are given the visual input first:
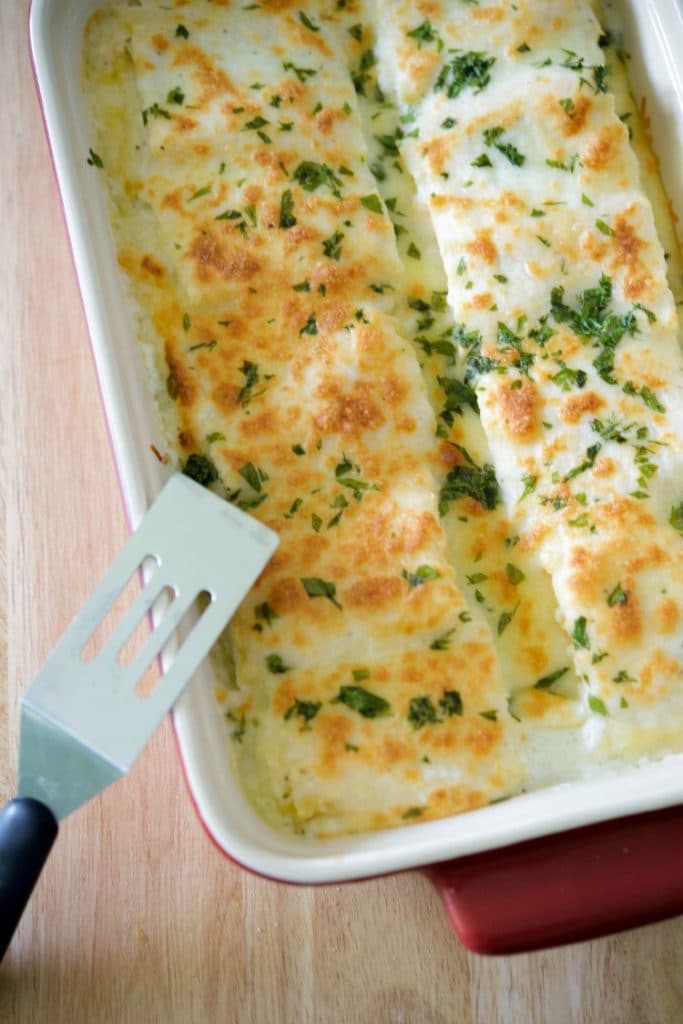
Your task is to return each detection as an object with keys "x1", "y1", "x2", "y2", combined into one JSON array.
[{"x1": 2, "y1": 4, "x2": 683, "y2": 1021}]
